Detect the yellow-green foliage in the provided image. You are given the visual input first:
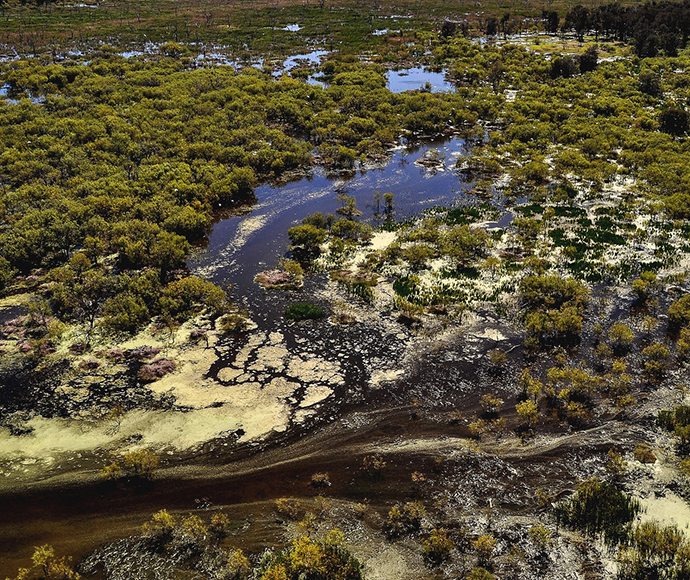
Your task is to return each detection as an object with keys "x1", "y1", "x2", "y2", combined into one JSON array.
[
  {"x1": 256, "y1": 530, "x2": 363, "y2": 580},
  {"x1": 422, "y1": 528, "x2": 454, "y2": 566},
  {"x1": 6, "y1": 545, "x2": 80, "y2": 580}
]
